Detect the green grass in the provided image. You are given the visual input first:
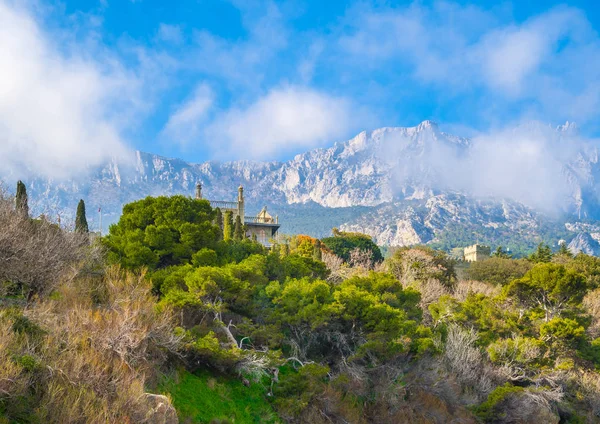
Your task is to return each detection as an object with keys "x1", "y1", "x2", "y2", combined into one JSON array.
[{"x1": 158, "y1": 369, "x2": 280, "y2": 424}]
